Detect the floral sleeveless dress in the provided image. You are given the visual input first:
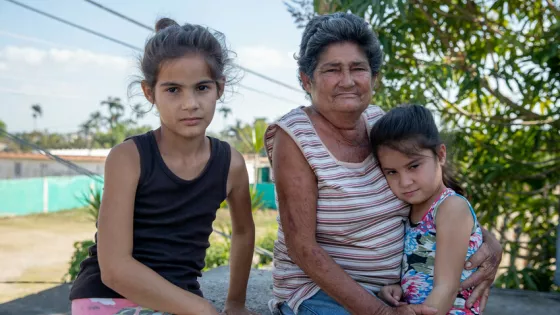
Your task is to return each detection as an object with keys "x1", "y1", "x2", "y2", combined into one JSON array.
[{"x1": 401, "y1": 188, "x2": 483, "y2": 315}]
